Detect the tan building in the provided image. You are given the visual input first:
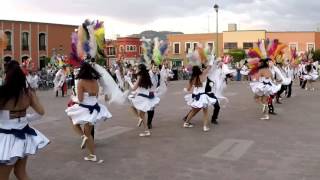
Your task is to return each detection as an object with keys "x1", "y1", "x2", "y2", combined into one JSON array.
[
  {"x1": 223, "y1": 30, "x2": 266, "y2": 52},
  {"x1": 0, "y1": 20, "x2": 77, "y2": 69},
  {"x1": 167, "y1": 33, "x2": 222, "y2": 67}
]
